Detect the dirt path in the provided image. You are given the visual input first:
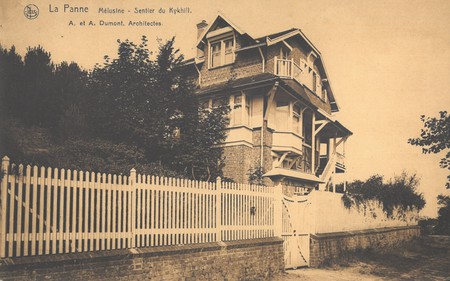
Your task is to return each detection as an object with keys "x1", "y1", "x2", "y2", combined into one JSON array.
[{"x1": 273, "y1": 236, "x2": 450, "y2": 281}]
